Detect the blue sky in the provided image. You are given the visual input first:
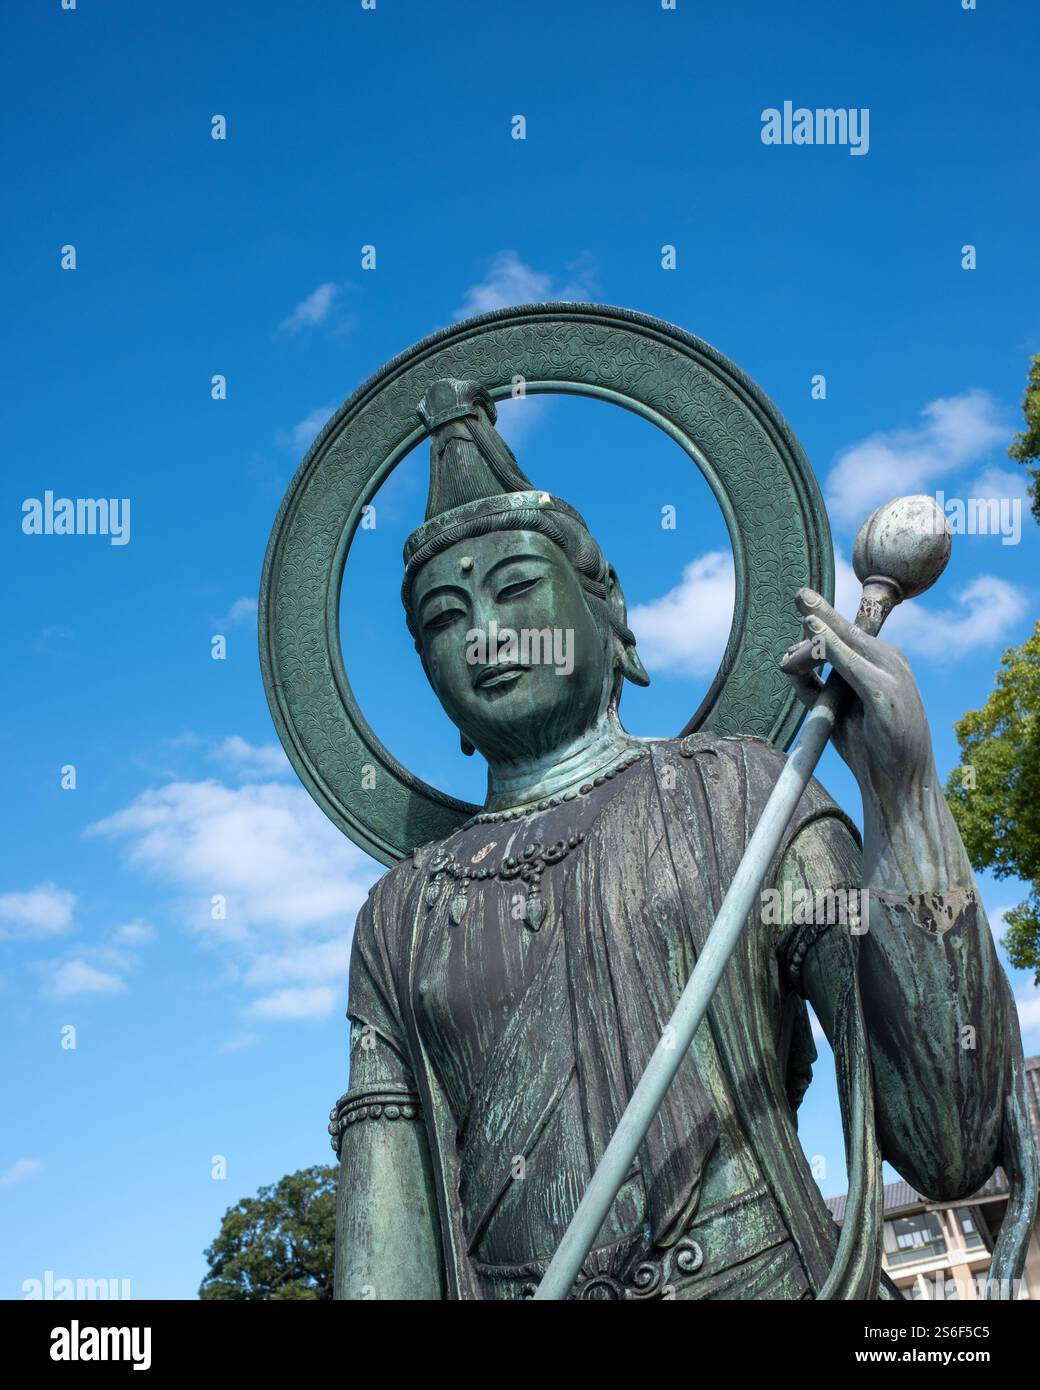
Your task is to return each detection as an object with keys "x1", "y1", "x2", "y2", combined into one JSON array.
[{"x1": 2, "y1": 0, "x2": 1038, "y2": 1299}]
